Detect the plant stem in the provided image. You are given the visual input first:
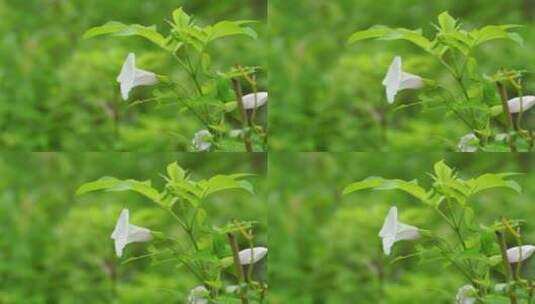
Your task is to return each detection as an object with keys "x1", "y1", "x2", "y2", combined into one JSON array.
[
  {"x1": 227, "y1": 233, "x2": 249, "y2": 304},
  {"x1": 496, "y1": 81, "x2": 518, "y2": 152},
  {"x1": 232, "y1": 78, "x2": 253, "y2": 152},
  {"x1": 496, "y1": 230, "x2": 517, "y2": 304}
]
